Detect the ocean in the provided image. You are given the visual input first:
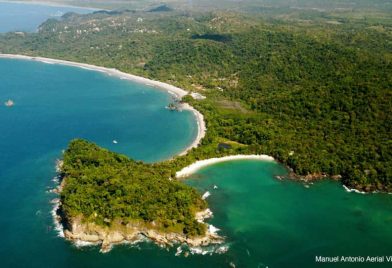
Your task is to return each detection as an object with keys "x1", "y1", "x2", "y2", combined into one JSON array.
[
  {"x1": 1, "y1": 58, "x2": 391, "y2": 268},
  {"x1": 0, "y1": 1, "x2": 94, "y2": 32},
  {"x1": 0, "y1": 3, "x2": 391, "y2": 266}
]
